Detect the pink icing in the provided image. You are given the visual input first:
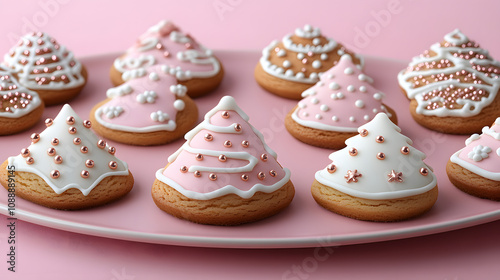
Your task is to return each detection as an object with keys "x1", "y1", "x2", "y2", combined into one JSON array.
[
  {"x1": 95, "y1": 65, "x2": 184, "y2": 132},
  {"x1": 114, "y1": 20, "x2": 219, "y2": 78},
  {"x1": 292, "y1": 54, "x2": 391, "y2": 132}
]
